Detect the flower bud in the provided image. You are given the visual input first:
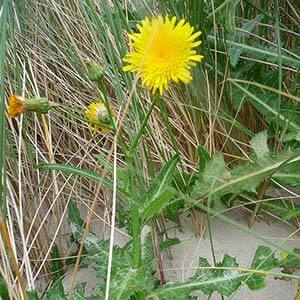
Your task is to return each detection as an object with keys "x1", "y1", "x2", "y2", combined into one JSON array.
[
  {"x1": 87, "y1": 61, "x2": 104, "y2": 82},
  {"x1": 7, "y1": 95, "x2": 57, "y2": 118},
  {"x1": 25, "y1": 97, "x2": 56, "y2": 114}
]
